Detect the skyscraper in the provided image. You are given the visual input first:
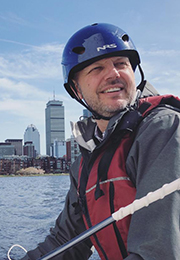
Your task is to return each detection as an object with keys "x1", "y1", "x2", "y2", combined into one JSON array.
[
  {"x1": 24, "y1": 124, "x2": 40, "y2": 156},
  {"x1": 45, "y1": 100, "x2": 65, "y2": 156}
]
